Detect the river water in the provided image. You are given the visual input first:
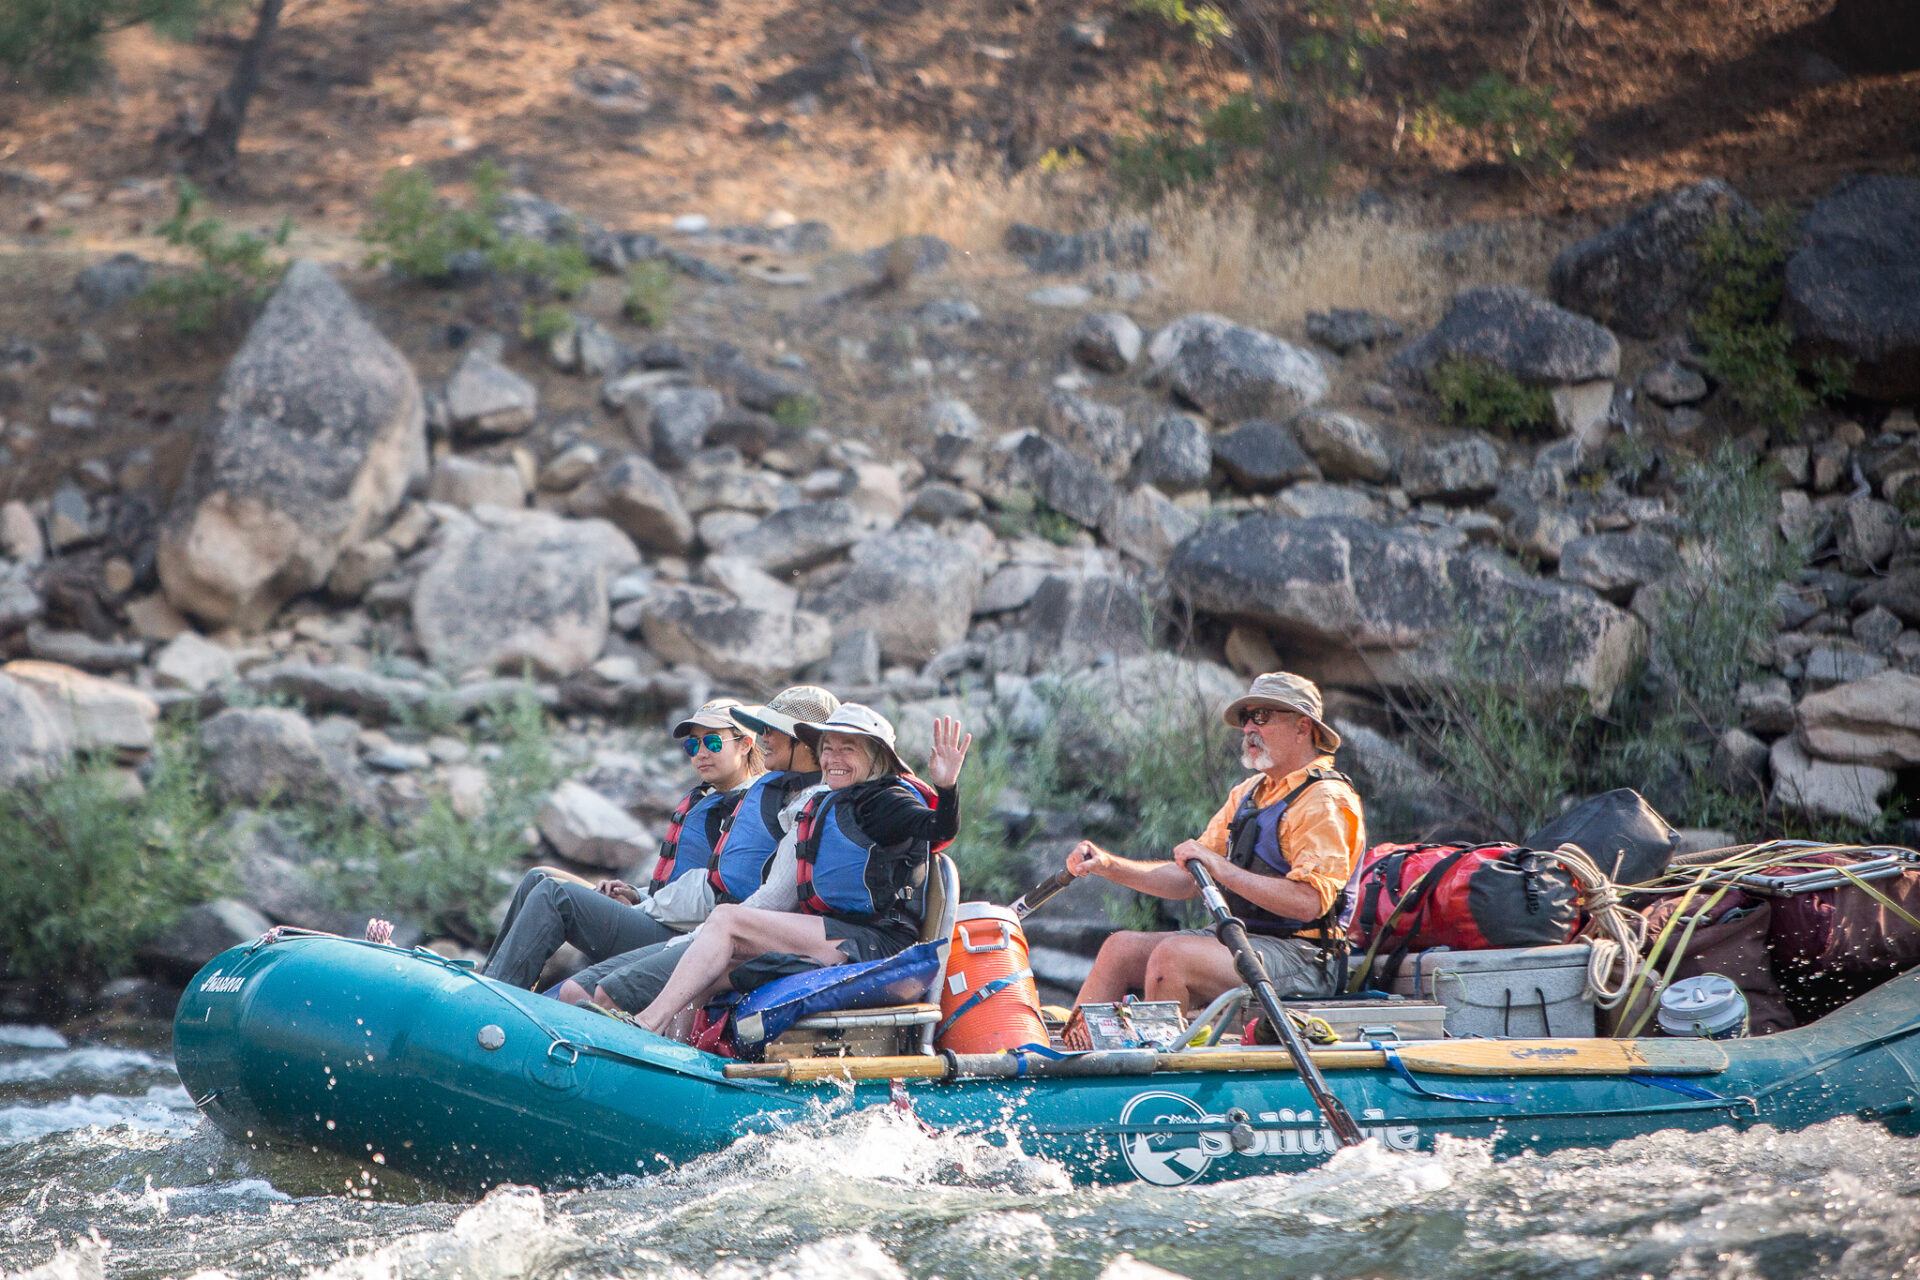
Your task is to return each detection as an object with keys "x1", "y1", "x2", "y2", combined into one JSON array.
[{"x1": 3, "y1": 1025, "x2": 1919, "y2": 1280}]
